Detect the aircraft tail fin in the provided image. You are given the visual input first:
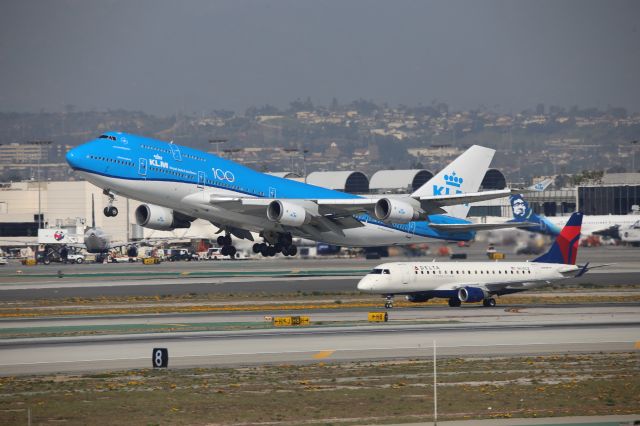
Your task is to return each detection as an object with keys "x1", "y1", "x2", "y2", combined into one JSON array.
[
  {"x1": 533, "y1": 212, "x2": 583, "y2": 264},
  {"x1": 508, "y1": 192, "x2": 562, "y2": 236},
  {"x1": 411, "y1": 145, "x2": 495, "y2": 218}
]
